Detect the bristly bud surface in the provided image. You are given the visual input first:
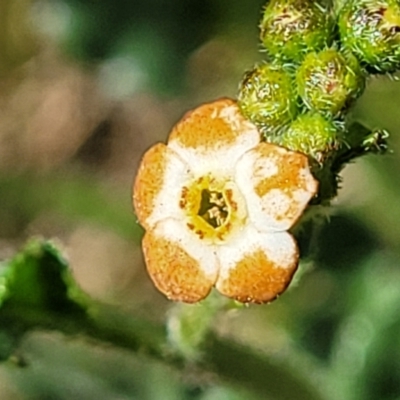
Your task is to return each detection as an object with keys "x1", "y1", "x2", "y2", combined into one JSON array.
[
  {"x1": 238, "y1": 63, "x2": 298, "y2": 134},
  {"x1": 275, "y1": 112, "x2": 342, "y2": 164},
  {"x1": 338, "y1": 0, "x2": 400, "y2": 73},
  {"x1": 260, "y1": 0, "x2": 334, "y2": 63},
  {"x1": 296, "y1": 48, "x2": 366, "y2": 116}
]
